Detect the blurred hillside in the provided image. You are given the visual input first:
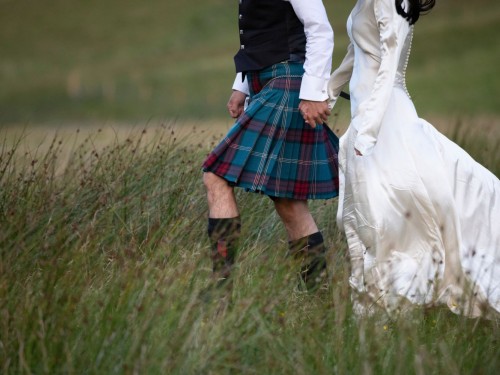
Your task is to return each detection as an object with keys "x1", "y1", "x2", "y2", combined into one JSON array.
[{"x1": 0, "y1": 0, "x2": 499, "y2": 125}]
